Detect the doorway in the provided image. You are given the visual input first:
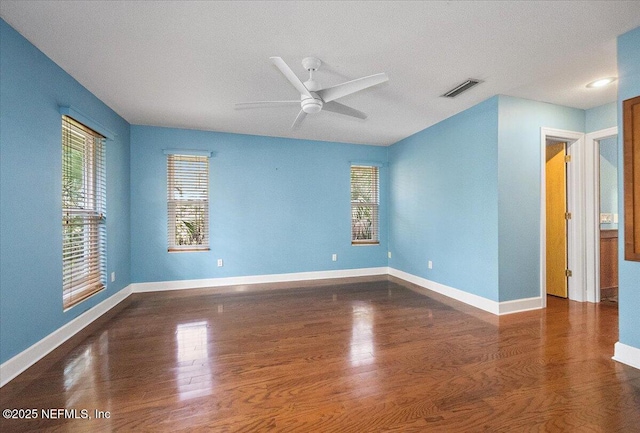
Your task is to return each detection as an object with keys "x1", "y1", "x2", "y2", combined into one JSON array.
[
  {"x1": 585, "y1": 127, "x2": 619, "y2": 304},
  {"x1": 540, "y1": 128, "x2": 585, "y2": 307},
  {"x1": 541, "y1": 127, "x2": 619, "y2": 306},
  {"x1": 597, "y1": 135, "x2": 619, "y2": 302},
  {"x1": 546, "y1": 141, "x2": 569, "y2": 298}
]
